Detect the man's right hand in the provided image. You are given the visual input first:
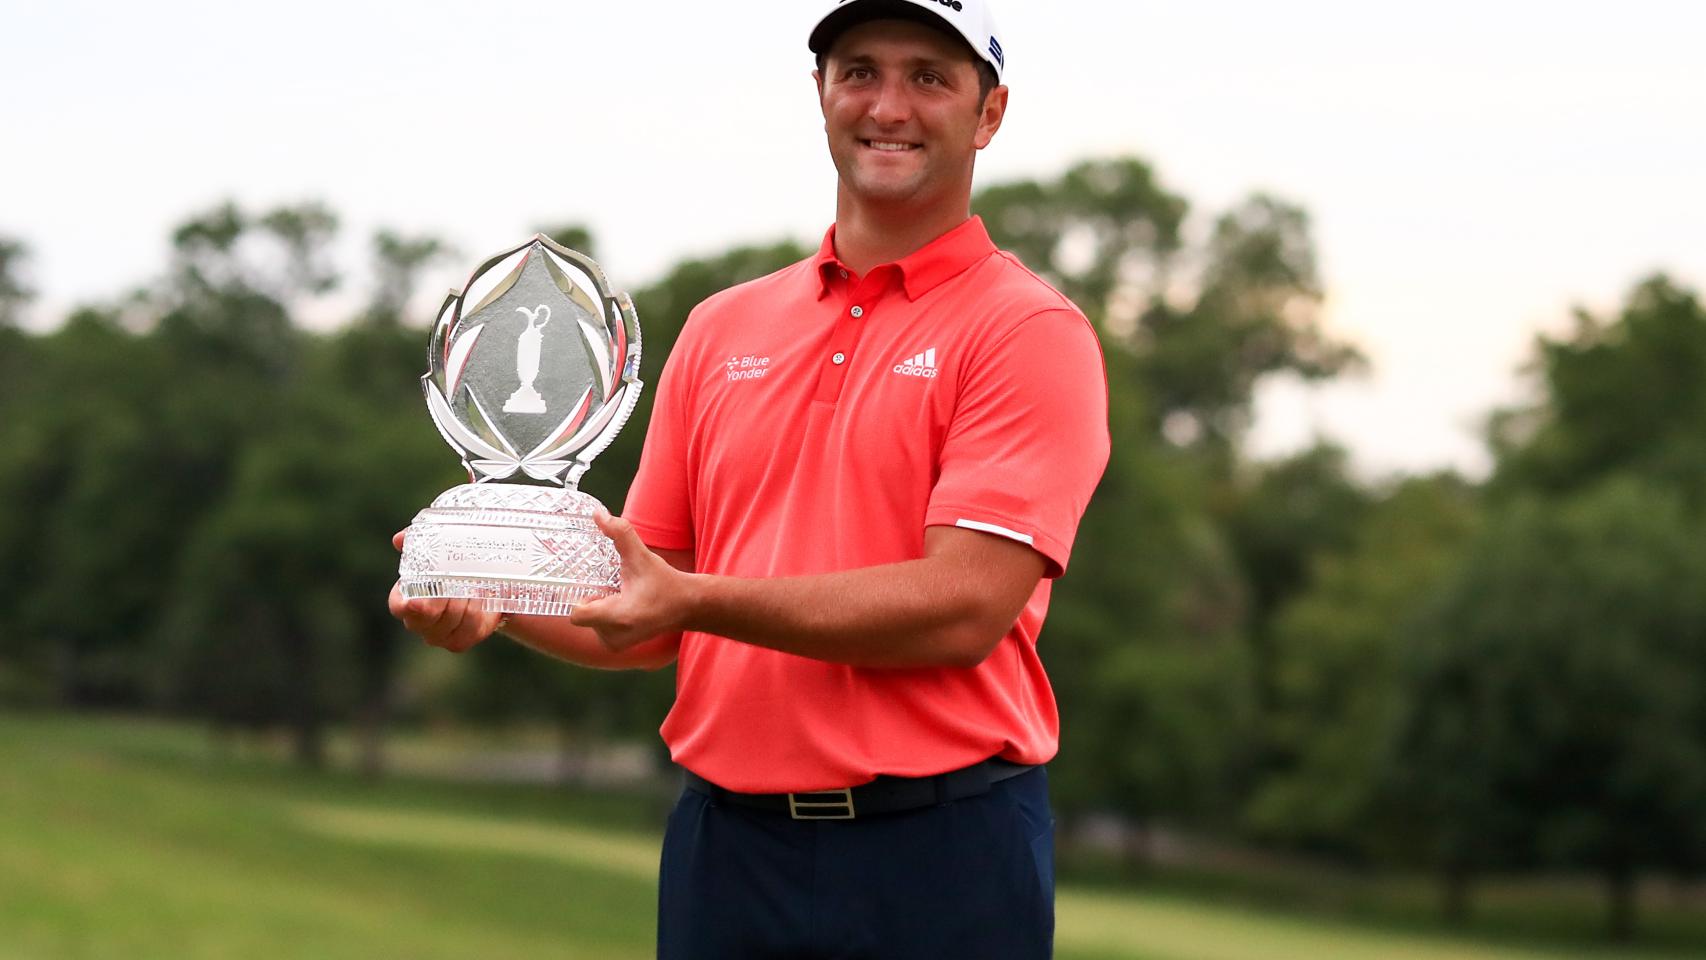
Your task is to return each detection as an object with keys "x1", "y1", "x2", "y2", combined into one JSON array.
[{"x1": 388, "y1": 529, "x2": 504, "y2": 653}]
